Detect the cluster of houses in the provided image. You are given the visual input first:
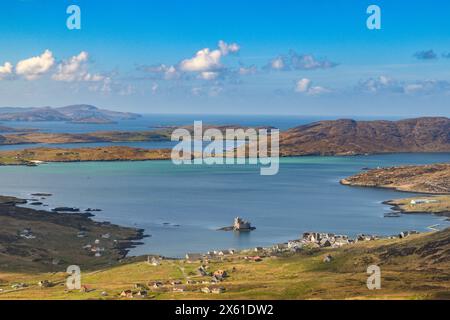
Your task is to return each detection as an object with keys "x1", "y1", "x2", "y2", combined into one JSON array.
[
  {"x1": 77, "y1": 230, "x2": 113, "y2": 258},
  {"x1": 82, "y1": 239, "x2": 105, "y2": 257},
  {"x1": 410, "y1": 199, "x2": 439, "y2": 205},
  {"x1": 184, "y1": 229, "x2": 422, "y2": 262},
  {"x1": 19, "y1": 228, "x2": 36, "y2": 240},
  {"x1": 116, "y1": 265, "x2": 229, "y2": 298}
]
